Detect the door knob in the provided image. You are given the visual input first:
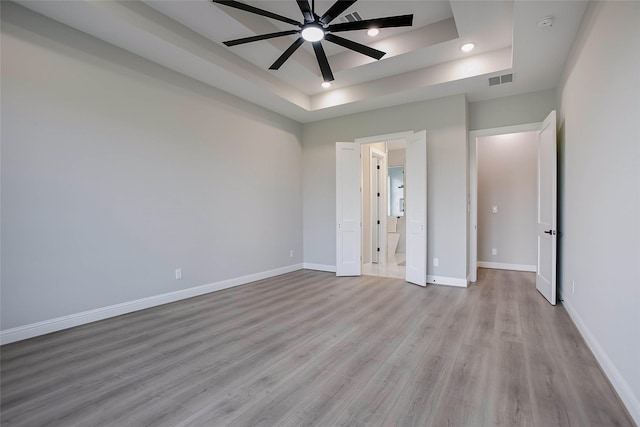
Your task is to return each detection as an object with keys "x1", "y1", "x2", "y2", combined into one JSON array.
[{"x1": 544, "y1": 230, "x2": 556, "y2": 235}]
